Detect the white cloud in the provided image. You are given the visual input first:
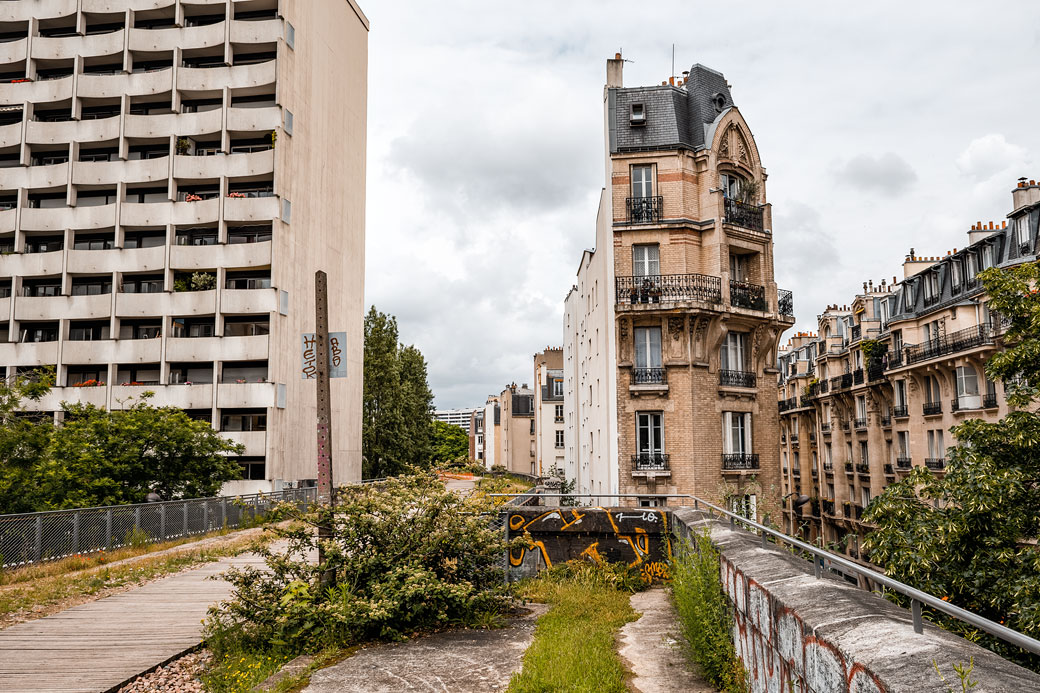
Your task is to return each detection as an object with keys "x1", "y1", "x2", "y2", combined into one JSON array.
[
  {"x1": 956, "y1": 134, "x2": 1028, "y2": 181},
  {"x1": 832, "y1": 153, "x2": 917, "y2": 197}
]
